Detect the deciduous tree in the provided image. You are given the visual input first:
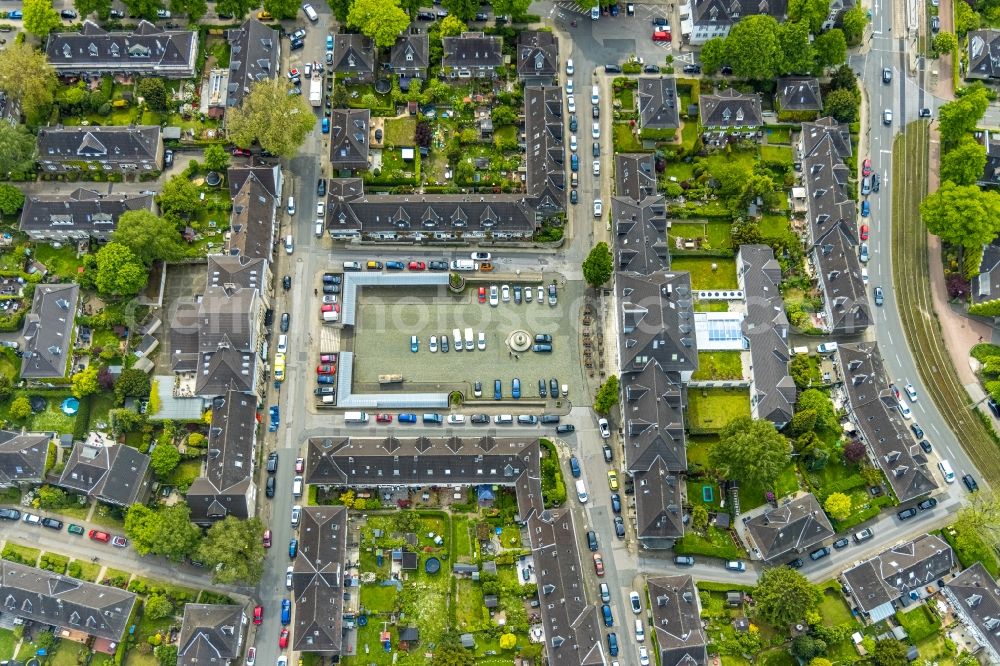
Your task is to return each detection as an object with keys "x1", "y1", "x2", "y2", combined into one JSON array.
[
  {"x1": 203, "y1": 144, "x2": 231, "y2": 172},
  {"x1": 197, "y1": 516, "x2": 266, "y2": 585},
  {"x1": 691, "y1": 504, "x2": 709, "y2": 532},
  {"x1": 442, "y1": 0, "x2": 476, "y2": 20},
  {"x1": 955, "y1": 0, "x2": 981, "y2": 35},
  {"x1": 215, "y1": 0, "x2": 255, "y2": 18},
  {"x1": 0, "y1": 184, "x2": 25, "y2": 216},
  {"x1": 168, "y1": 0, "x2": 207, "y2": 20},
  {"x1": 489, "y1": 0, "x2": 530, "y2": 20},
  {"x1": 699, "y1": 37, "x2": 726, "y2": 74},
  {"x1": 439, "y1": 13, "x2": 467, "y2": 37},
  {"x1": 593, "y1": 375, "x2": 619, "y2": 415},
  {"x1": 150, "y1": 443, "x2": 181, "y2": 477},
  {"x1": 841, "y1": 5, "x2": 867, "y2": 44},
  {"x1": 725, "y1": 15, "x2": 781, "y2": 80},
  {"x1": 122, "y1": 0, "x2": 164, "y2": 19},
  {"x1": 778, "y1": 20, "x2": 813, "y2": 75},
  {"x1": 921, "y1": 181, "x2": 1000, "y2": 250},
  {"x1": 71, "y1": 366, "x2": 100, "y2": 399},
  {"x1": 94, "y1": 242, "x2": 148, "y2": 296},
  {"x1": 125, "y1": 504, "x2": 201, "y2": 561},
  {"x1": 430, "y1": 632, "x2": 475, "y2": 666},
  {"x1": 582, "y1": 242, "x2": 613, "y2": 287},
  {"x1": 954, "y1": 490, "x2": 1000, "y2": 550},
  {"x1": 932, "y1": 31, "x2": 958, "y2": 56},
  {"x1": 262, "y1": 0, "x2": 297, "y2": 18},
  {"x1": 871, "y1": 639, "x2": 908, "y2": 666},
  {"x1": 137, "y1": 78, "x2": 168, "y2": 111},
  {"x1": 155, "y1": 645, "x2": 178, "y2": 666},
  {"x1": 74, "y1": 0, "x2": 112, "y2": 19},
  {"x1": 797, "y1": 388, "x2": 838, "y2": 431},
  {"x1": 157, "y1": 176, "x2": 202, "y2": 221},
  {"x1": 787, "y1": 0, "x2": 829, "y2": 33},
  {"x1": 347, "y1": 0, "x2": 410, "y2": 48},
  {"x1": 710, "y1": 417, "x2": 791, "y2": 489},
  {"x1": 938, "y1": 88, "x2": 989, "y2": 150},
  {"x1": 325, "y1": 0, "x2": 350, "y2": 21},
  {"x1": 790, "y1": 409, "x2": 818, "y2": 435},
  {"x1": 791, "y1": 635, "x2": 828, "y2": 661},
  {"x1": 226, "y1": 78, "x2": 318, "y2": 157},
  {"x1": 941, "y1": 135, "x2": 987, "y2": 186},
  {"x1": 113, "y1": 210, "x2": 185, "y2": 265},
  {"x1": 0, "y1": 376, "x2": 12, "y2": 402},
  {"x1": 0, "y1": 42, "x2": 57, "y2": 120},
  {"x1": 0, "y1": 124, "x2": 36, "y2": 177},
  {"x1": 813, "y1": 29, "x2": 847, "y2": 70},
  {"x1": 115, "y1": 368, "x2": 151, "y2": 403},
  {"x1": 754, "y1": 566, "x2": 822, "y2": 627},
  {"x1": 9, "y1": 395, "x2": 31, "y2": 421},
  {"x1": 823, "y1": 87, "x2": 860, "y2": 122},
  {"x1": 23, "y1": 0, "x2": 62, "y2": 38},
  {"x1": 823, "y1": 492, "x2": 852, "y2": 520},
  {"x1": 144, "y1": 594, "x2": 174, "y2": 620}
]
